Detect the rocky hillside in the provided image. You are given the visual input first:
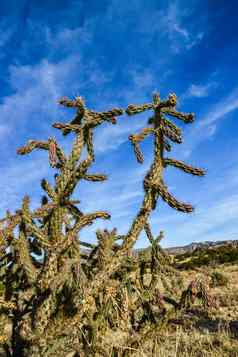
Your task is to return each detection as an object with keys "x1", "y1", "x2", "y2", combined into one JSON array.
[
  {"x1": 164, "y1": 239, "x2": 238, "y2": 255},
  {"x1": 81, "y1": 239, "x2": 238, "y2": 257}
]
